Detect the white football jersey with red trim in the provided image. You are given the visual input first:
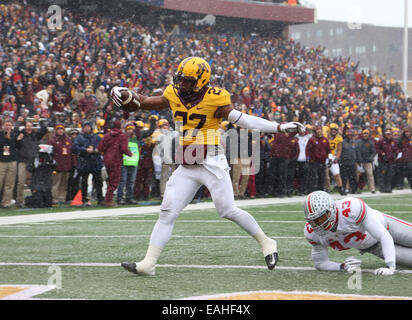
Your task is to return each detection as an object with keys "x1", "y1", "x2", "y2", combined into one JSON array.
[{"x1": 304, "y1": 197, "x2": 387, "y2": 251}]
